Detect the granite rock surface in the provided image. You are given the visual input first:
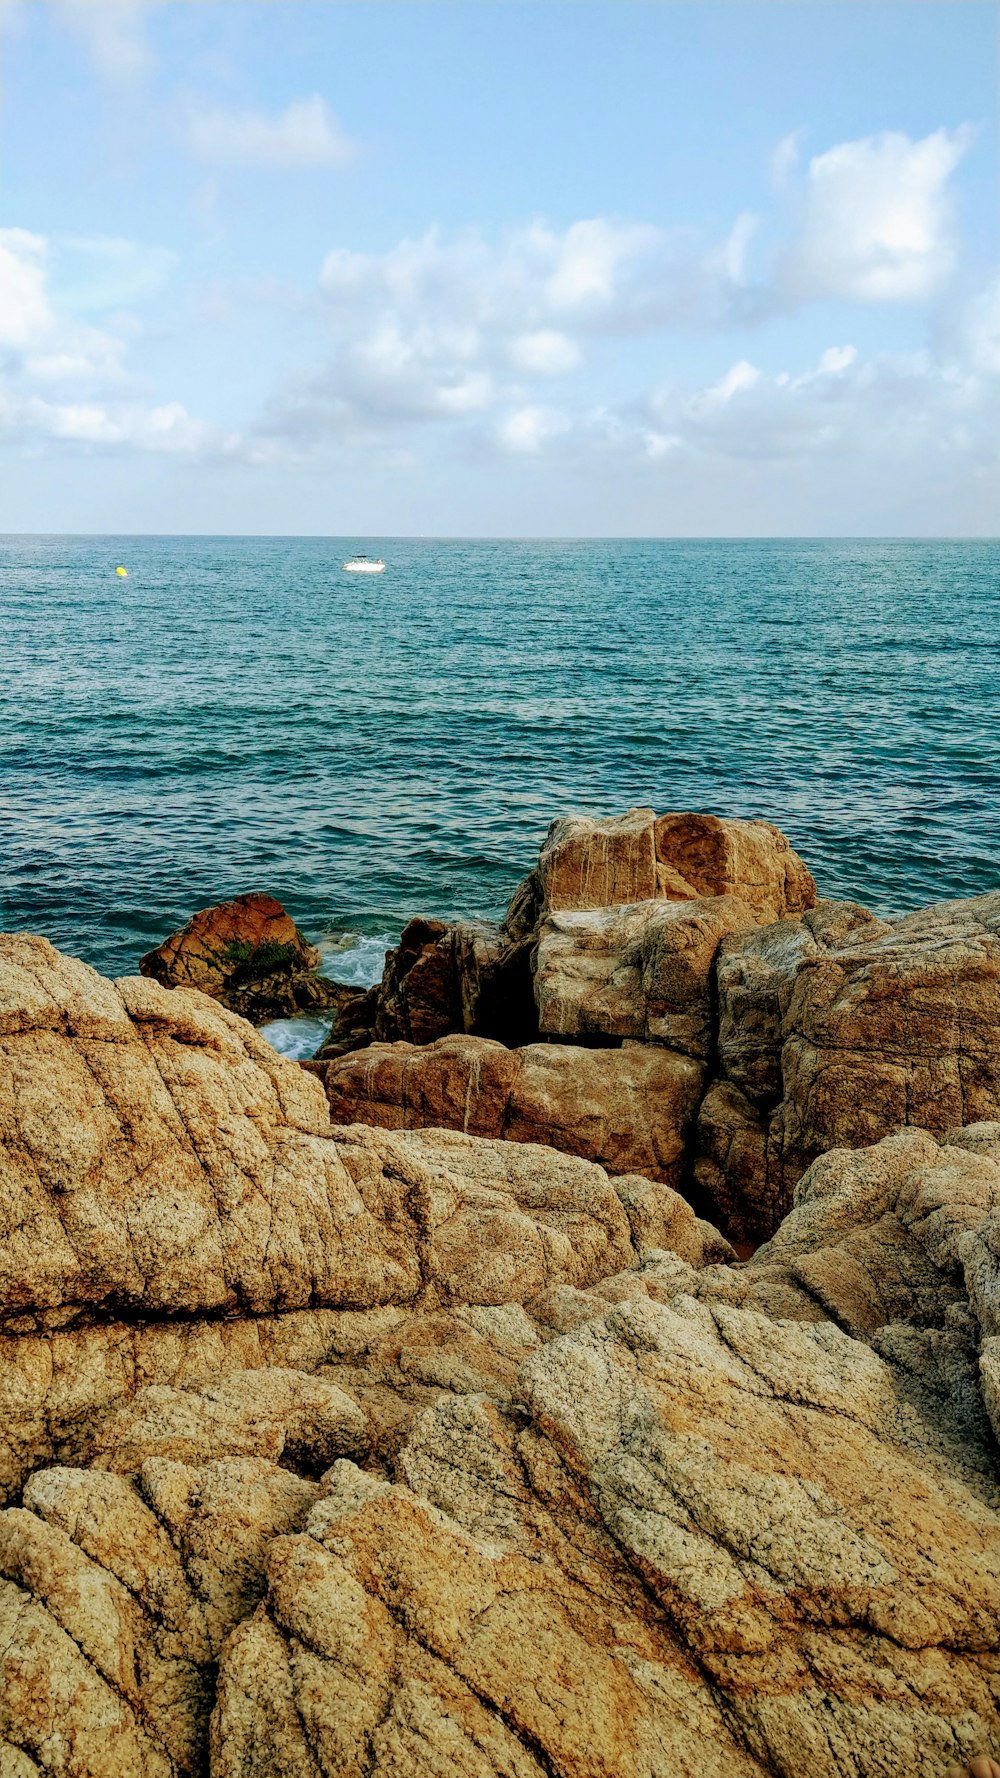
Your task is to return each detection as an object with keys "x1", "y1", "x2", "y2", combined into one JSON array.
[{"x1": 4, "y1": 835, "x2": 1000, "y2": 1776}]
